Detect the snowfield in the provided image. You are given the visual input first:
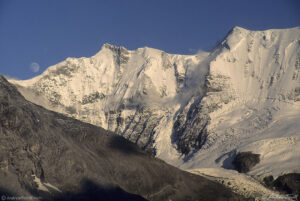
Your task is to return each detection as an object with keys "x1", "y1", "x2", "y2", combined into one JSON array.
[{"x1": 10, "y1": 26, "x2": 300, "y2": 183}]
